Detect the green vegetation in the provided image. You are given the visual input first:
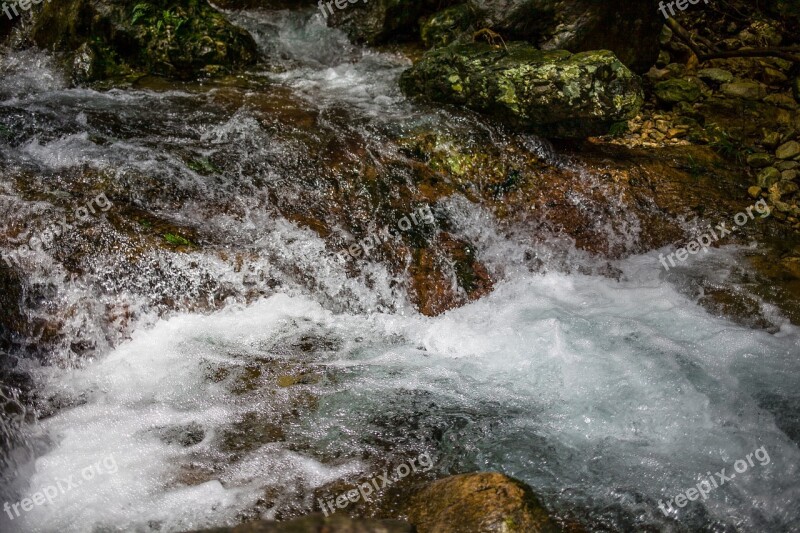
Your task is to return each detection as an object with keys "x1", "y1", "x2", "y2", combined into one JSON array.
[
  {"x1": 187, "y1": 157, "x2": 221, "y2": 174},
  {"x1": 608, "y1": 121, "x2": 629, "y2": 138},
  {"x1": 164, "y1": 233, "x2": 192, "y2": 246}
]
